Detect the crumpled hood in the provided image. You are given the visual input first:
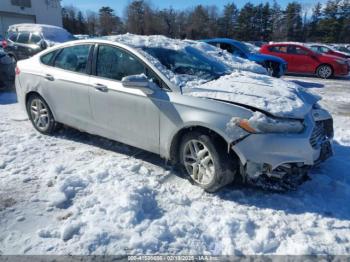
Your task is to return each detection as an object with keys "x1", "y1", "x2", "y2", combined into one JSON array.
[{"x1": 183, "y1": 71, "x2": 319, "y2": 119}]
